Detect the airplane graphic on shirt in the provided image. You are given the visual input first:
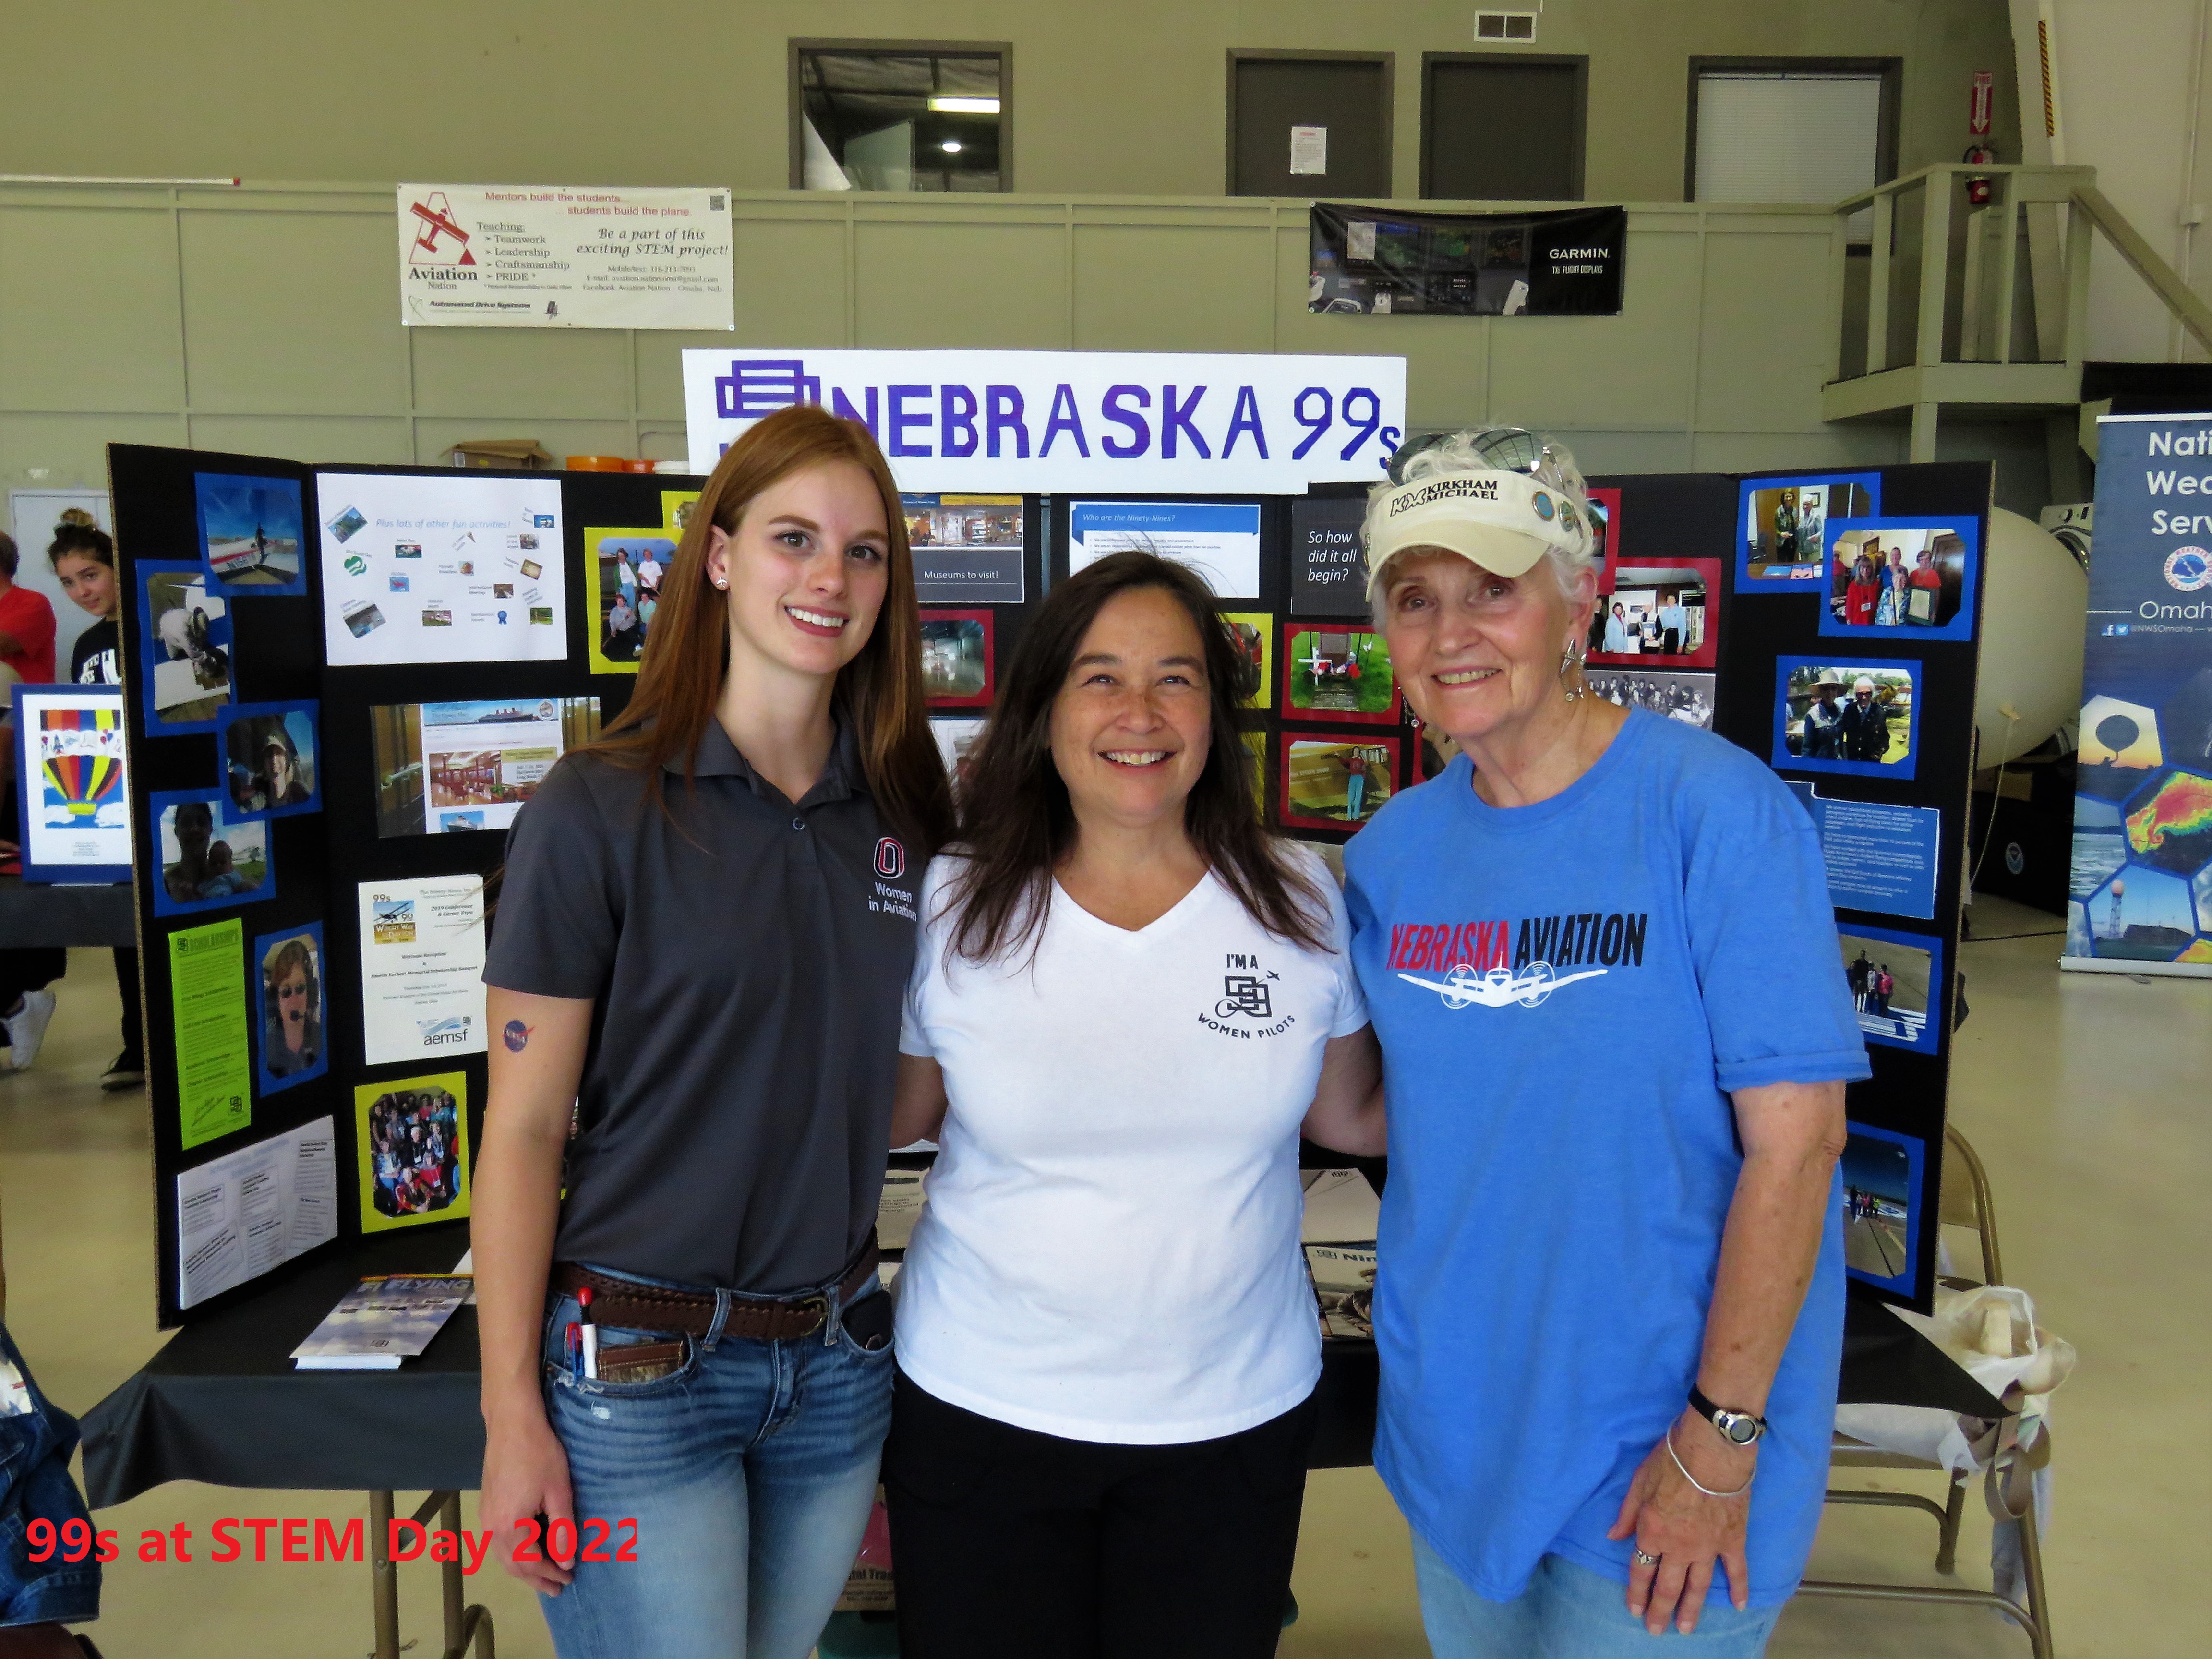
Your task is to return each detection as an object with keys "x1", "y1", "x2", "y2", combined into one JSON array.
[{"x1": 1396, "y1": 960, "x2": 1606, "y2": 1010}]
